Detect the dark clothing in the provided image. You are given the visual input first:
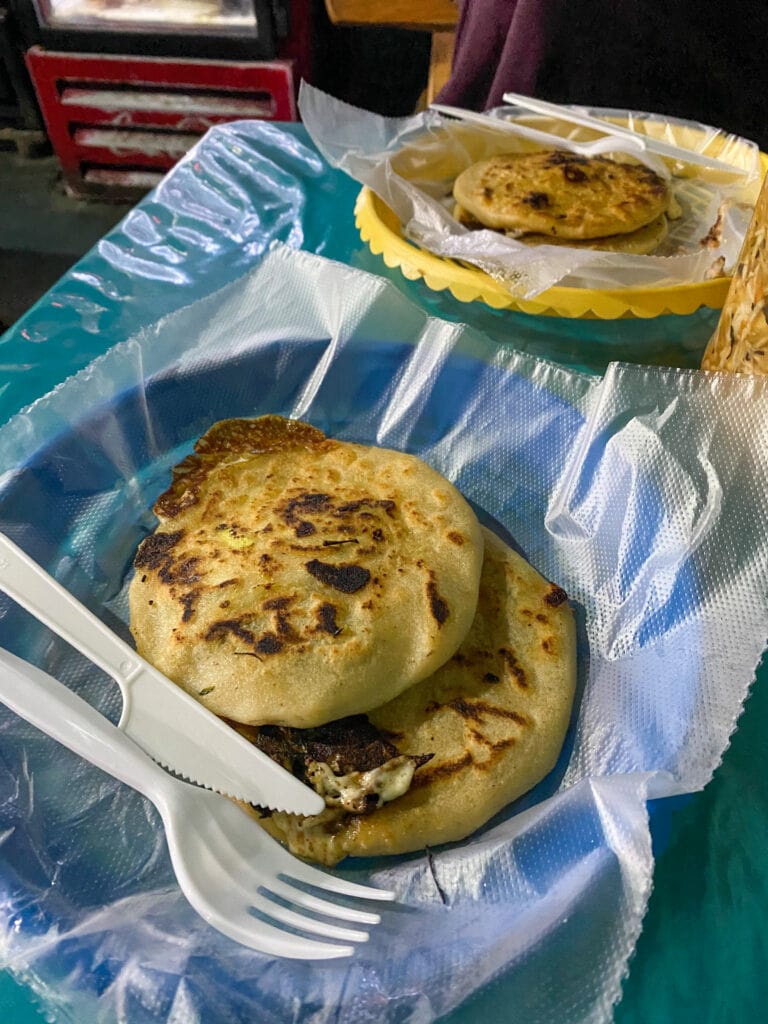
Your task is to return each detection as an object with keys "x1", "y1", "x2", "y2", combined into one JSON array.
[
  {"x1": 436, "y1": 0, "x2": 560, "y2": 110},
  {"x1": 436, "y1": 0, "x2": 768, "y2": 150}
]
